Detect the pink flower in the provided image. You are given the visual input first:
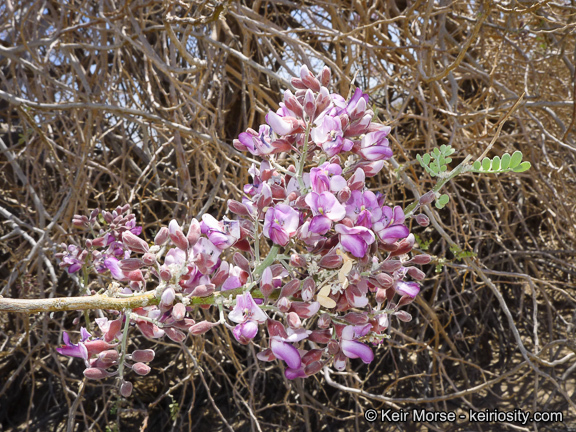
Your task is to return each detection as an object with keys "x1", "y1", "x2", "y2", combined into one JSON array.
[
  {"x1": 372, "y1": 206, "x2": 409, "y2": 244},
  {"x1": 263, "y1": 204, "x2": 299, "y2": 246},
  {"x1": 334, "y1": 224, "x2": 375, "y2": 258},
  {"x1": 359, "y1": 129, "x2": 393, "y2": 161},
  {"x1": 229, "y1": 292, "x2": 268, "y2": 344},
  {"x1": 305, "y1": 191, "x2": 346, "y2": 234},
  {"x1": 311, "y1": 115, "x2": 353, "y2": 157},
  {"x1": 345, "y1": 190, "x2": 382, "y2": 229},
  {"x1": 340, "y1": 324, "x2": 374, "y2": 364}
]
